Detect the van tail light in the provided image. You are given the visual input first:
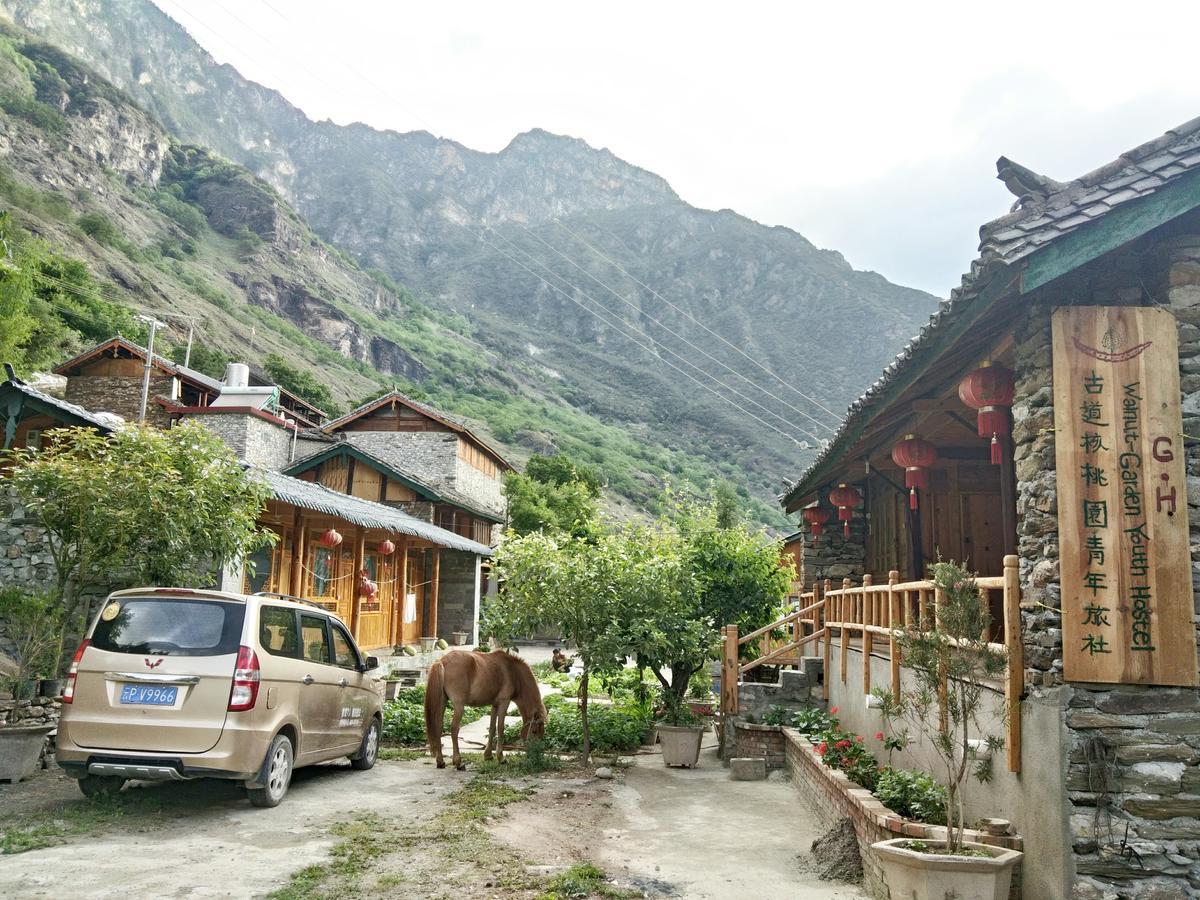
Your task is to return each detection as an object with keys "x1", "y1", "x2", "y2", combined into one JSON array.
[
  {"x1": 61, "y1": 639, "x2": 90, "y2": 704},
  {"x1": 228, "y1": 645, "x2": 261, "y2": 711}
]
